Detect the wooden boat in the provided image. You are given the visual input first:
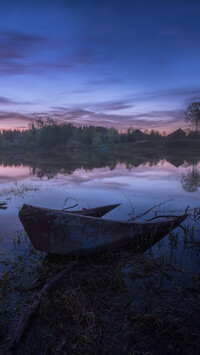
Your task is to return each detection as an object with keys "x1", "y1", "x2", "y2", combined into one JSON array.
[{"x1": 19, "y1": 204, "x2": 187, "y2": 256}]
